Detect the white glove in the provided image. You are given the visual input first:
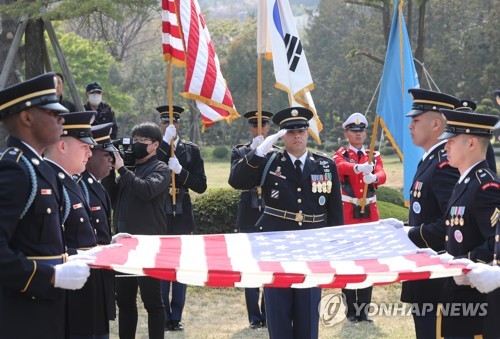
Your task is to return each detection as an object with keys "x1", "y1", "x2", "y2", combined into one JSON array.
[
  {"x1": 54, "y1": 260, "x2": 91, "y2": 290},
  {"x1": 453, "y1": 273, "x2": 472, "y2": 286},
  {"x1": 380, "y1": 218, "x2": 404, "y2": 229},
  {"x1": 449, "y1": 258, "x2": 475, "y2": 266},
  {"x1": 255, "y1": 129, "x2": 286, "y2": 157},
  {"x1": 111, "y1": 232, "x2": 132, "y2": 244},
  {"x1": 363, "y1": 173, "x2": 377, "y2": 184},
  {"x1": 355, "y1": 162, "x2": 374, "y2": 174},
  {"x1": 250, "y1": 135, "x2": 264, "y2": 150},
  {"x1": 403, "y1": 226, "x2": 411, "y2": 234},
  {"x1": 163, "y1": 124, "x2": 177, "y2": 144},
  {"x1": 430, "y1": 252, "x2": 454, "y2": 264},
  {"x1": 67, "y1": 254, "x2": 97, "y2": 264},
  {"x1": 416, "y1": 248, "x2": 438, "y2": 256},
  {"x1": 168, "y1": 157, "x2": 182, "y2": 174},
  {"x1": 466, "y1": 263, "x2": 500, "y2": 293},
  {"x1": 76, "y1": 246, "x2": 103, "y2": 256}
]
